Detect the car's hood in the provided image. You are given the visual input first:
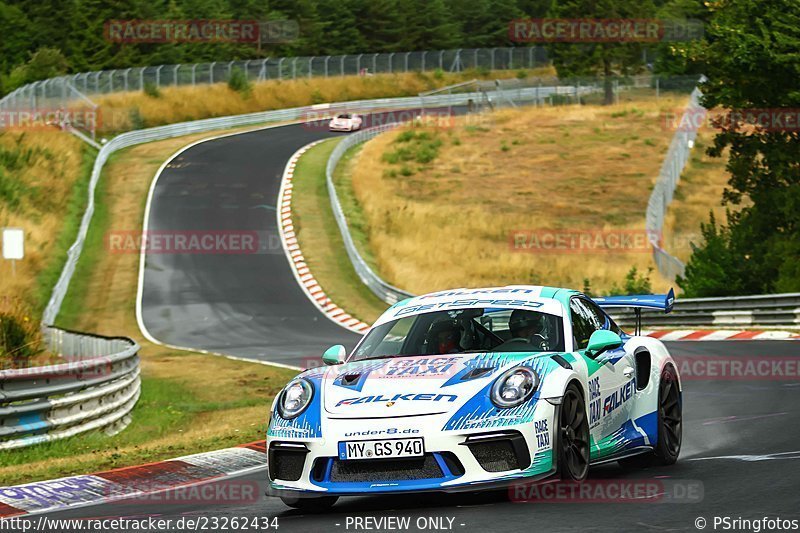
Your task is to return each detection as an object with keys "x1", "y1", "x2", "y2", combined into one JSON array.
[{"x1": 309, "y1": 353, "x2": 550, "y2": 419}]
